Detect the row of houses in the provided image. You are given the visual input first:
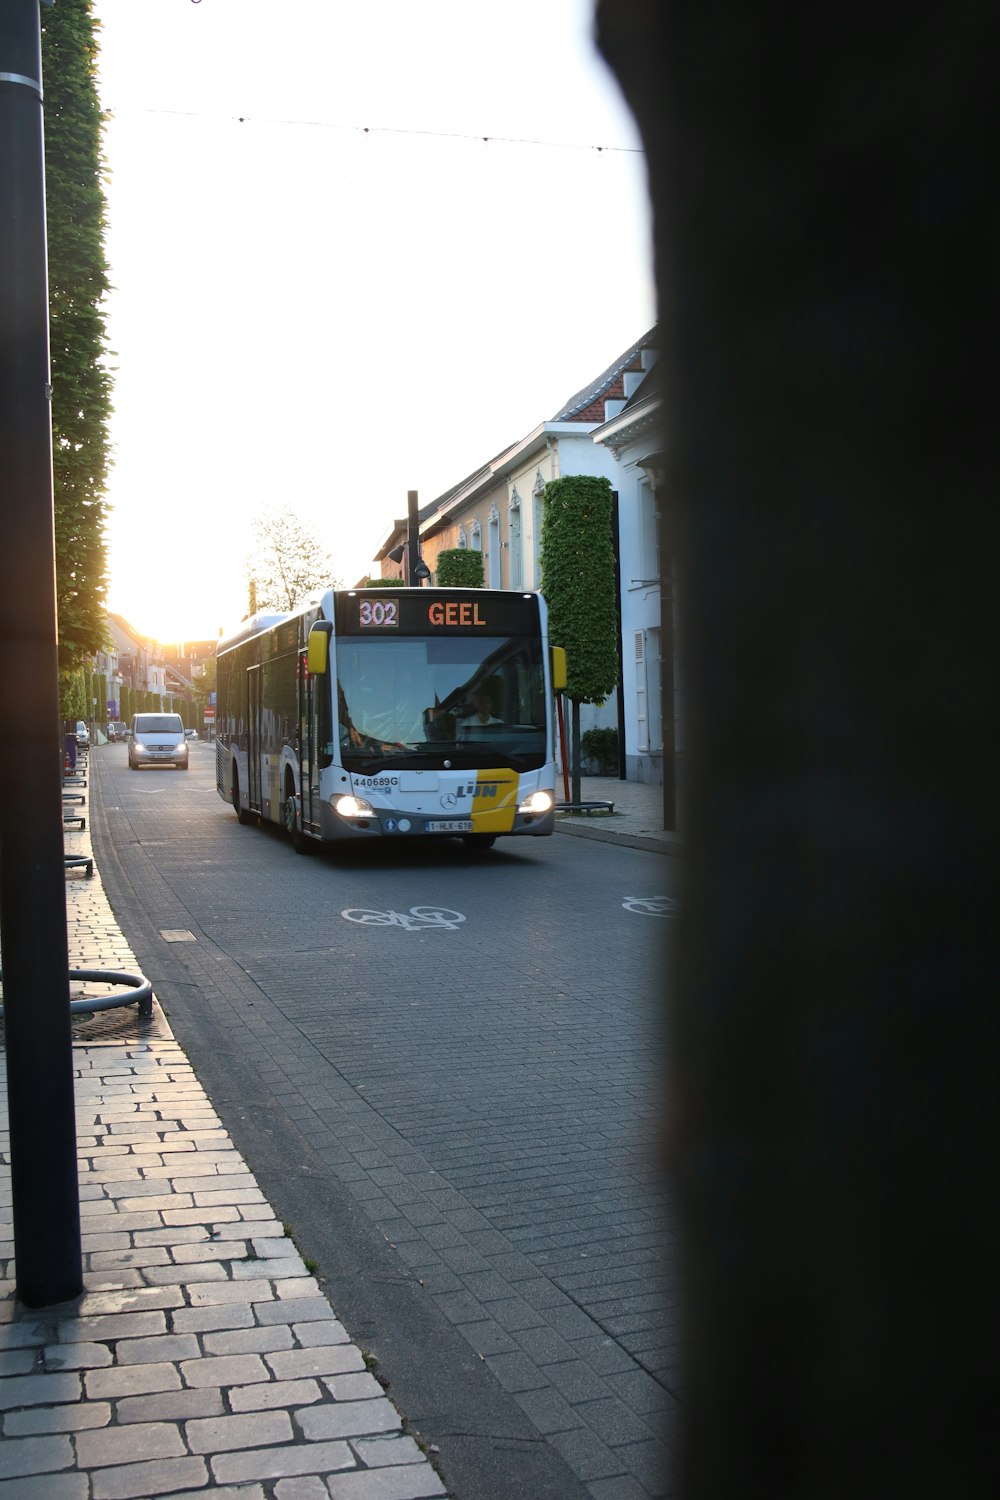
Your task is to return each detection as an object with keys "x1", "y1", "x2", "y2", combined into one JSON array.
[
  {"x1": 90, "y1": 617, "x2": 216, "y2": 723},
  {"x1": 87, "y1": 328, "x2": 677, "y2": 823},
  {"x1": 367, "y1": 327, "x2": 677, "y2": 819}
]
